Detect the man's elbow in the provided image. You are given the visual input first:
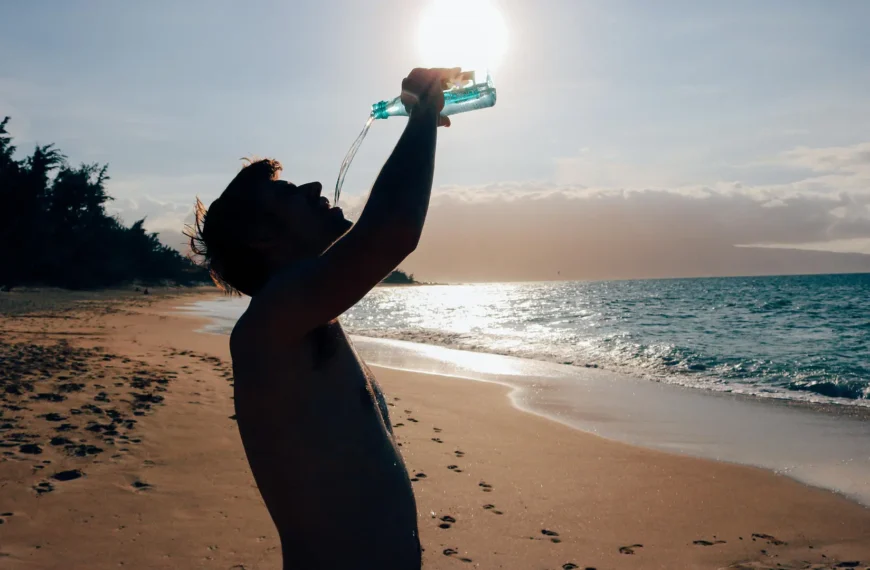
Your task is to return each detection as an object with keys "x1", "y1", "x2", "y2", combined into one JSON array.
[{"x1": 382, "y1": 225, "x2": 420, "y2": 260}]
